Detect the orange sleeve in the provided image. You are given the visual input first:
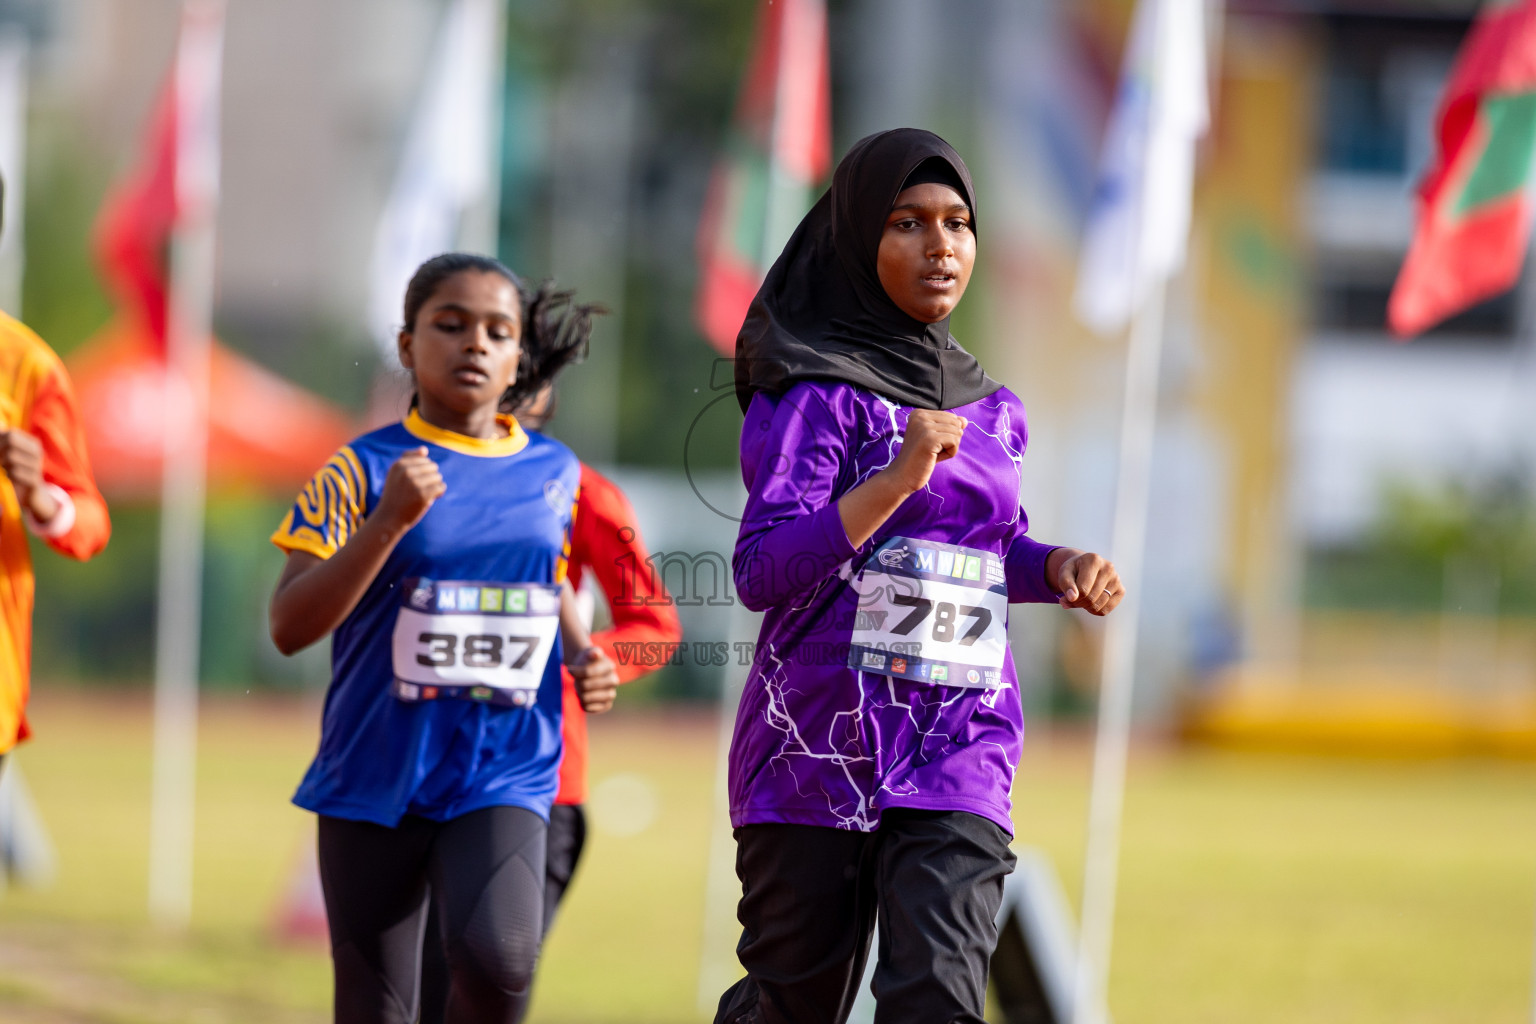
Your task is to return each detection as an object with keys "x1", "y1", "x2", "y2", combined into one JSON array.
[
  {"x1": 570, "y1": 465, "x2": 682, "y2": 685},
  {"x1": 30, "y1": 361, "x2": 110, "y2": 561}
]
